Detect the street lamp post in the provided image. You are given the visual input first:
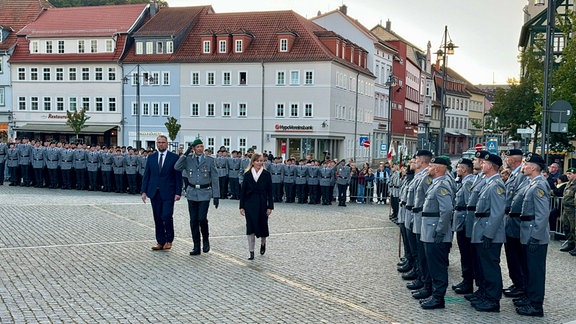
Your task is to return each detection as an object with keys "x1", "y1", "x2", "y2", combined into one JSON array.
[
  {"x1": 385, "y1": 74, "x2": 397, "y2": 160},
  {"x1": 436, "y1": 25, "x2": 457, "y2": 156},
  {"x1": 135, "y1": 64, "x2": 141, "y2": 149},
  {"x1": 541, "y1": 0, "x2": 556, "y2": 164}
]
